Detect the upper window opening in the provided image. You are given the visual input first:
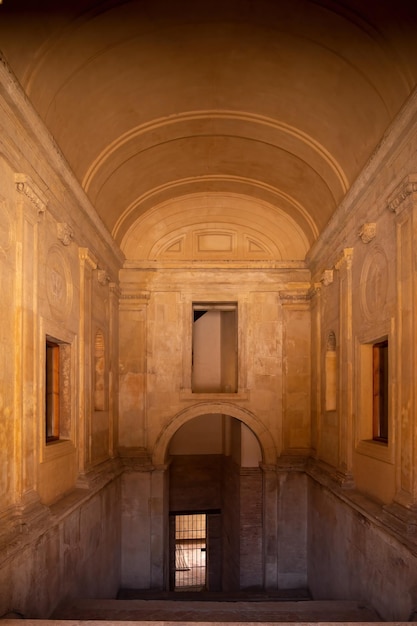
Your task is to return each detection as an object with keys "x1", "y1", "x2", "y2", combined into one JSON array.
[
  {"x1": 46, "y1": 339, "x2": 60, "y2": 442},
  {"x1": 45, "y1": 335, "x2": 71, "y2": 444},
  {"x1": 192, "y1": 303, "x2": 237, "y2": 393},
  {"x1": 373, "y1": 339, "x2": 389, "y2": 443},
  {"x1": 325, "y1": 330, "x2": 337, "y2": 412}
]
